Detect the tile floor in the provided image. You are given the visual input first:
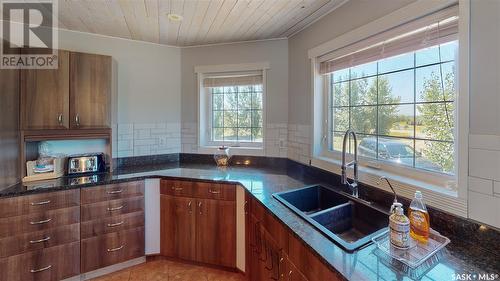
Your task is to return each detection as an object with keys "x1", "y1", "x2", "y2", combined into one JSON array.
[{"x1": 90, "y1": 260, "x2": 247, "y2": 281}]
